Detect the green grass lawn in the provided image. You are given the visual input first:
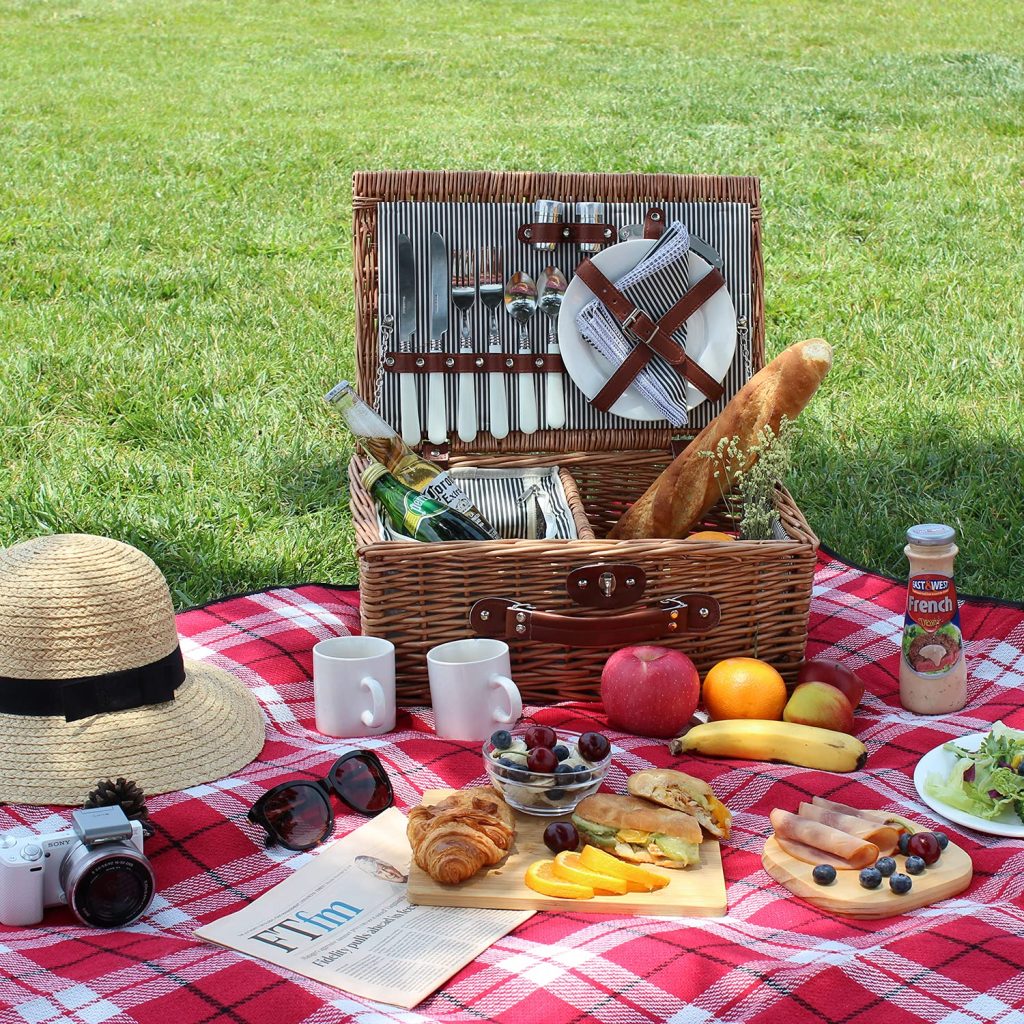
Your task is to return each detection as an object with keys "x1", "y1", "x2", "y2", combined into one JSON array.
[{"x1": 2, "y1": 0, "x2": 1022, "y2": 606}]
